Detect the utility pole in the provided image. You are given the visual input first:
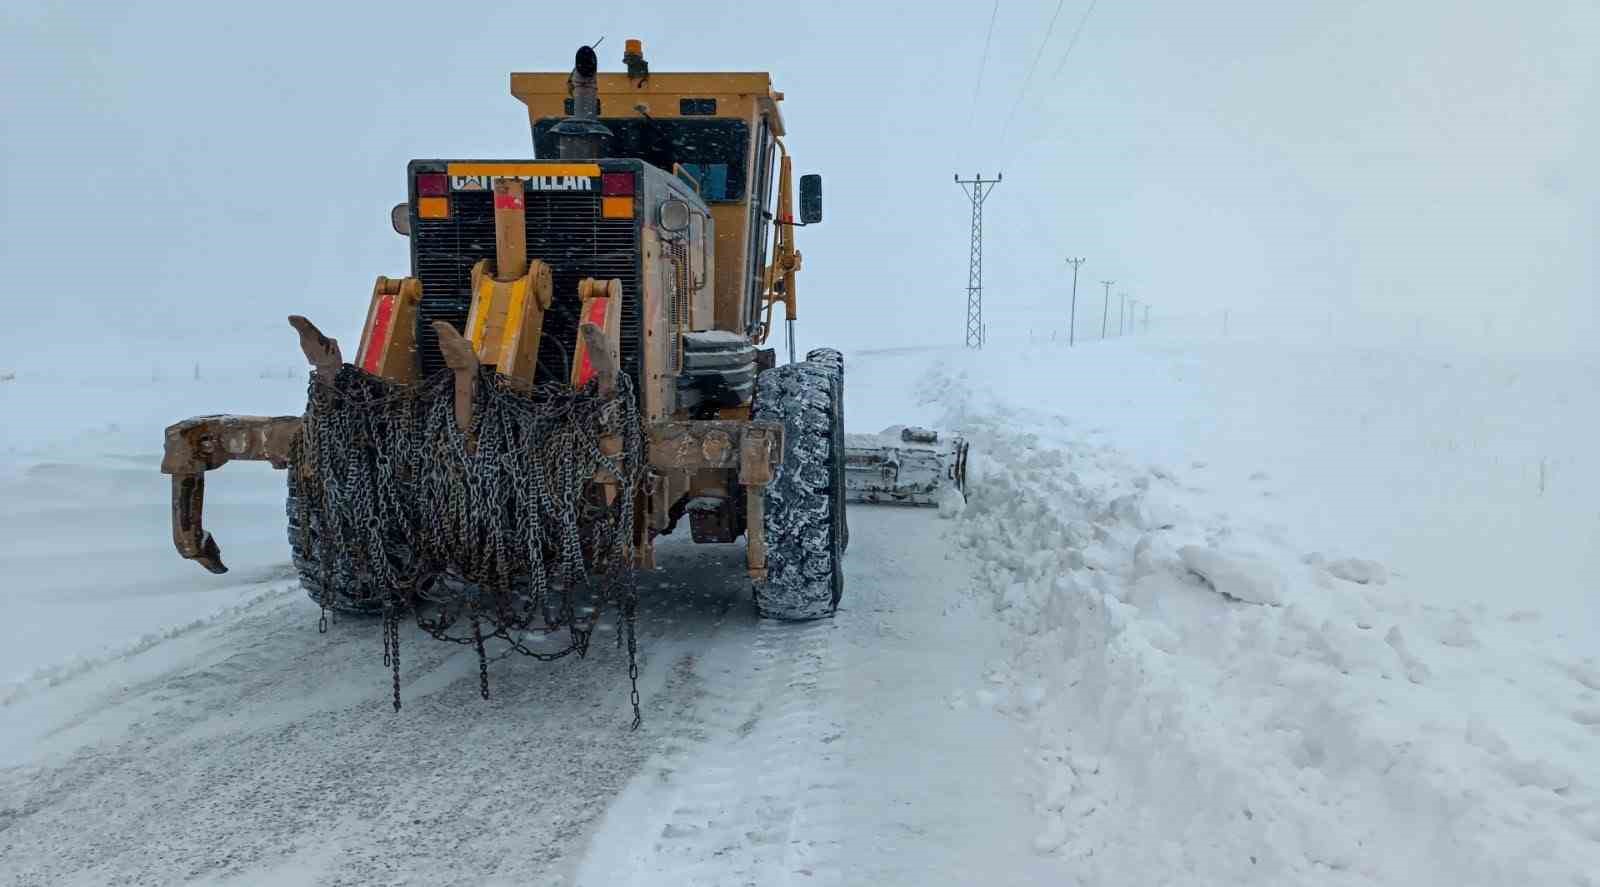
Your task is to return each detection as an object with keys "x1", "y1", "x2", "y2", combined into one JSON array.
[
  {"x1": 1066, "y1": 257, "x2": 1085, "y2": 346},
  {"x1": 954, "y1": 173, "x2": 1002, "y2": 349},
  {"x1": 1118, "y1": 292, "x2": 1127, "y2": 336},
  {"x1": 1143, "y1": 303, "x2": 1150, "y2": 332},
  {"x1": 1100, "y1": 280, "x2": 1114, "y2": 339},
  {"x1": 1128, "y1": 298, "x2": 1139, "y2": 335}
]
